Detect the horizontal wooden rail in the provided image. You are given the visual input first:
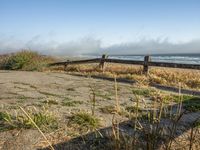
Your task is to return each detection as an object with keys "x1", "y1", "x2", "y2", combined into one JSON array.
[
  {"x1": 149, "y1": 61, "x2": 200, "y2": 70},
  {"x1": 49, "y1": 58, "x2": 101, "y2": 66},
  {"x1": 105, "y1": 58, "x2": 144, "y2": 65},
  {"x1": 49, "y1": 55, "x2": 200, "y2": 74}
]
